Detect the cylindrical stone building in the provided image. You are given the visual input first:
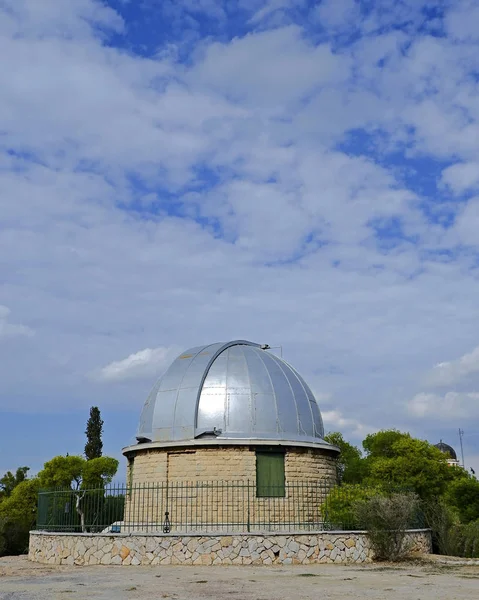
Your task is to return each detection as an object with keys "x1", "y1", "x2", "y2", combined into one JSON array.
[{"x1": 122, "y1": 340, "x2": 339, "y2": 531}]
